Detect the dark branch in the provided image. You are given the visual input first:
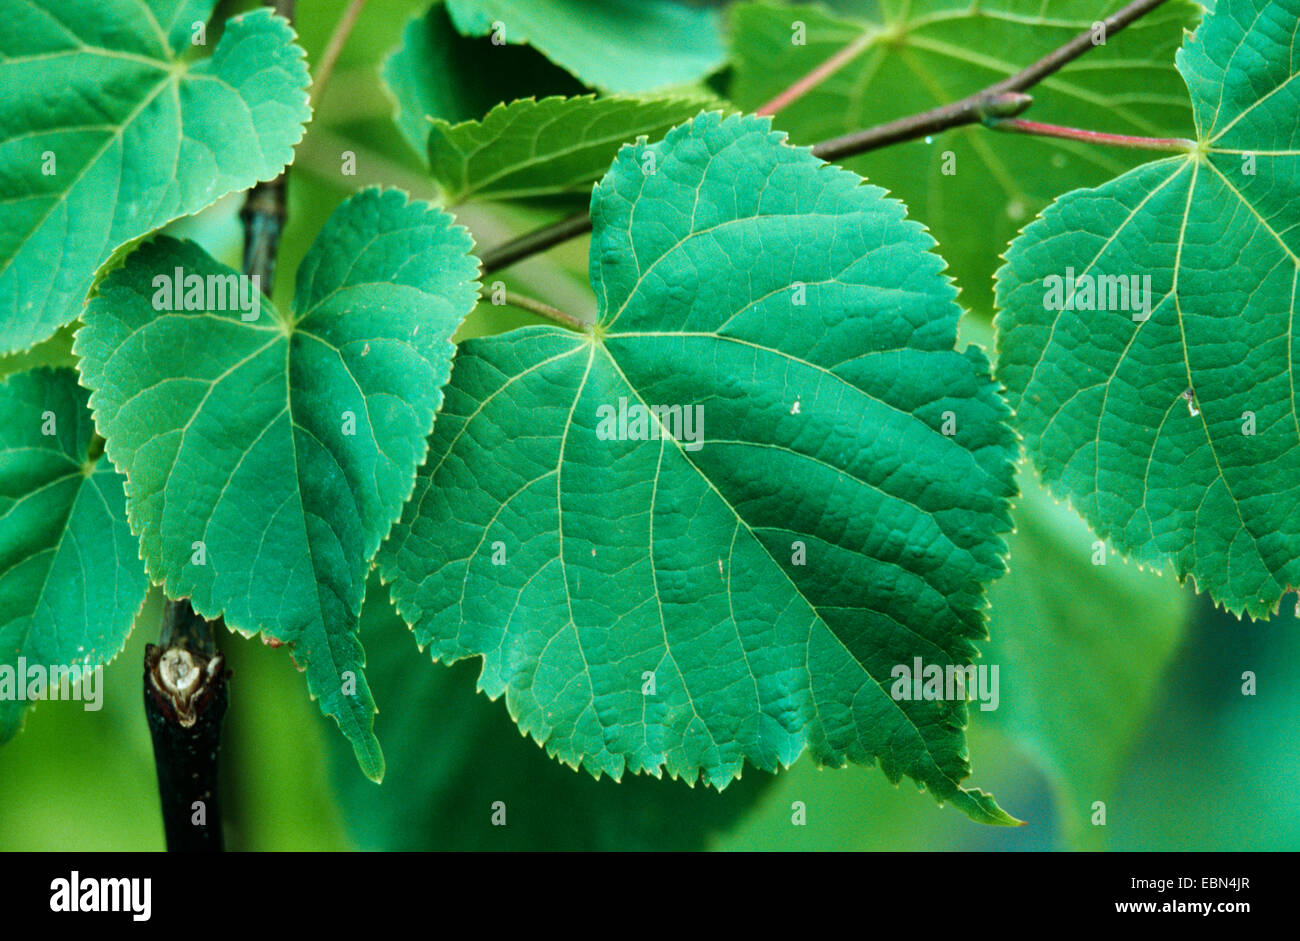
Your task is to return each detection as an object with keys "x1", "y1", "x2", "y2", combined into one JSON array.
[
  {"x1": 480, "y1": 211, "x2": 593, "y2": 276},
  {"x1": 144, "y1": 604, "x2": 228, "y2": 852}
]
